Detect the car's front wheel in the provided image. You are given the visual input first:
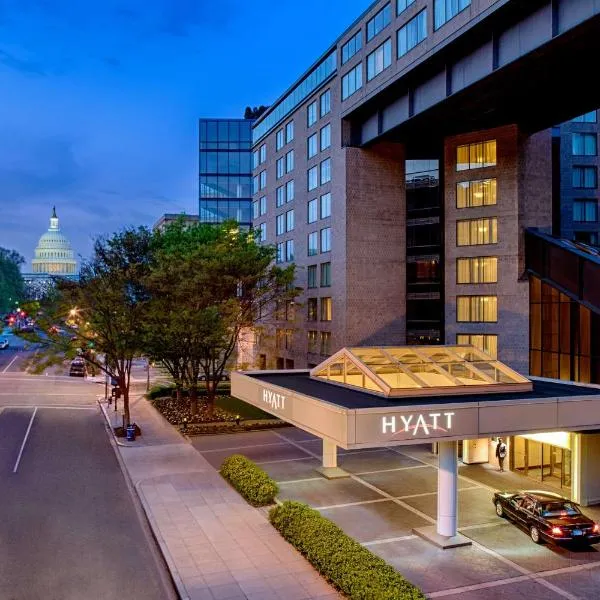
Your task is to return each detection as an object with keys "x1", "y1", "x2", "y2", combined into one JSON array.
[
  {"x1": 530, "y1": 525, "x2": 543, "y2": 544},
  {"x1": 495, "y1": 502, "x2": 505, "y2": 518}
]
